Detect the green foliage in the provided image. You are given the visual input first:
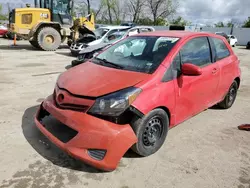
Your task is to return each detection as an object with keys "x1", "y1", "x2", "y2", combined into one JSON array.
[
  {"x1": 214, "y1": 22, "x2": 225, "y2": 27},
  {"x1": 171, "y1": 16, "x2": 190, "y2": 26},
  {"x1": 227, "y1": 21, "x2": 233, "y2": 27},
  {"x1": 0, "y1": 4, "x2": 8, "y2": 20},
  {"x1": 137, "y1": 17, "x2": 154, "y2": 25},
  {"x1": 243, "y1": 17, "x2": 250, "y2": 28}
]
